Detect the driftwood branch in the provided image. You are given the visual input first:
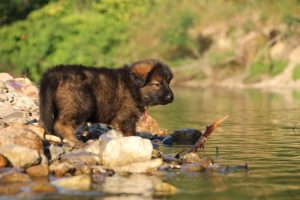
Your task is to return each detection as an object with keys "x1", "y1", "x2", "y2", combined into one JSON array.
[
  {"x1": 188, "y1": 115, "x2": 229, "y2": 153},
  {"x1": 175, "y1": 115, "x2": 229, "y2": 158}
]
